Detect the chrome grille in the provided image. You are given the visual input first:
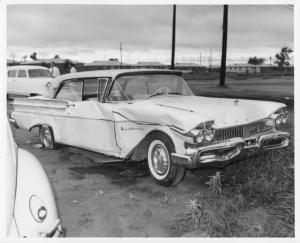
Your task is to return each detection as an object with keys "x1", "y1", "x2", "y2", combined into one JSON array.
[{"x1": 214, "y1": 121, "x2": 272, "y2": 142}]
